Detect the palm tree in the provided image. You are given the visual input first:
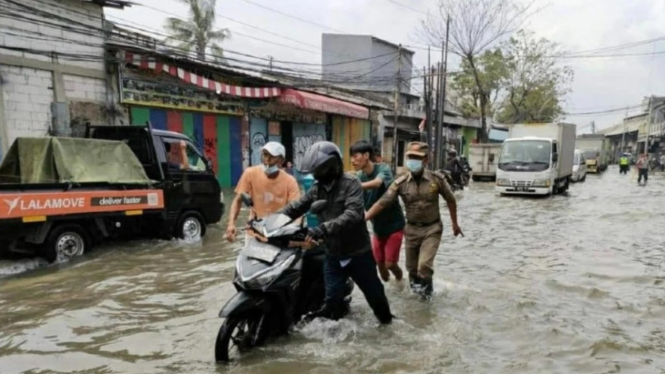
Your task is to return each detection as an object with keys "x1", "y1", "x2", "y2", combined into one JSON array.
[{"x1": 164, "y1": 0, "x2": 230, "y2": 62}]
